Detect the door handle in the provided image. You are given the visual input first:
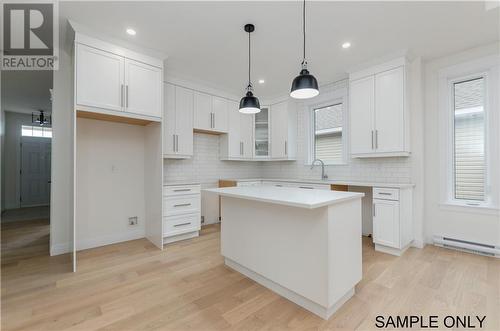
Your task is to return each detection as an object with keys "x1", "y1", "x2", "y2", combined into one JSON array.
[
  {"x1": 125, "y1": 85, "x2": 129, "y2": 108},
  {"x1": 173, "y1": 203, "x2": 191, "y2": 207},
  {"x1": 121, "y1": 84, "x2": 124, "y2": 107},
  {"x1": 174, "y1": 222, "x2": 192, "y2": 227}
]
